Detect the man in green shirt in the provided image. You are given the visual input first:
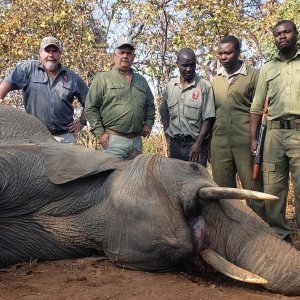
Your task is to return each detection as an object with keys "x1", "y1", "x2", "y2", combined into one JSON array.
[
  {"x1": 85, "y1": 36, "x2": 155, "y2": 158},
  {"x1": 250, "y1": 20, "x2": 300, "y2": 243},
  {"x1": 211, "y1": 35, "x2": 265, "y2": 218}
]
